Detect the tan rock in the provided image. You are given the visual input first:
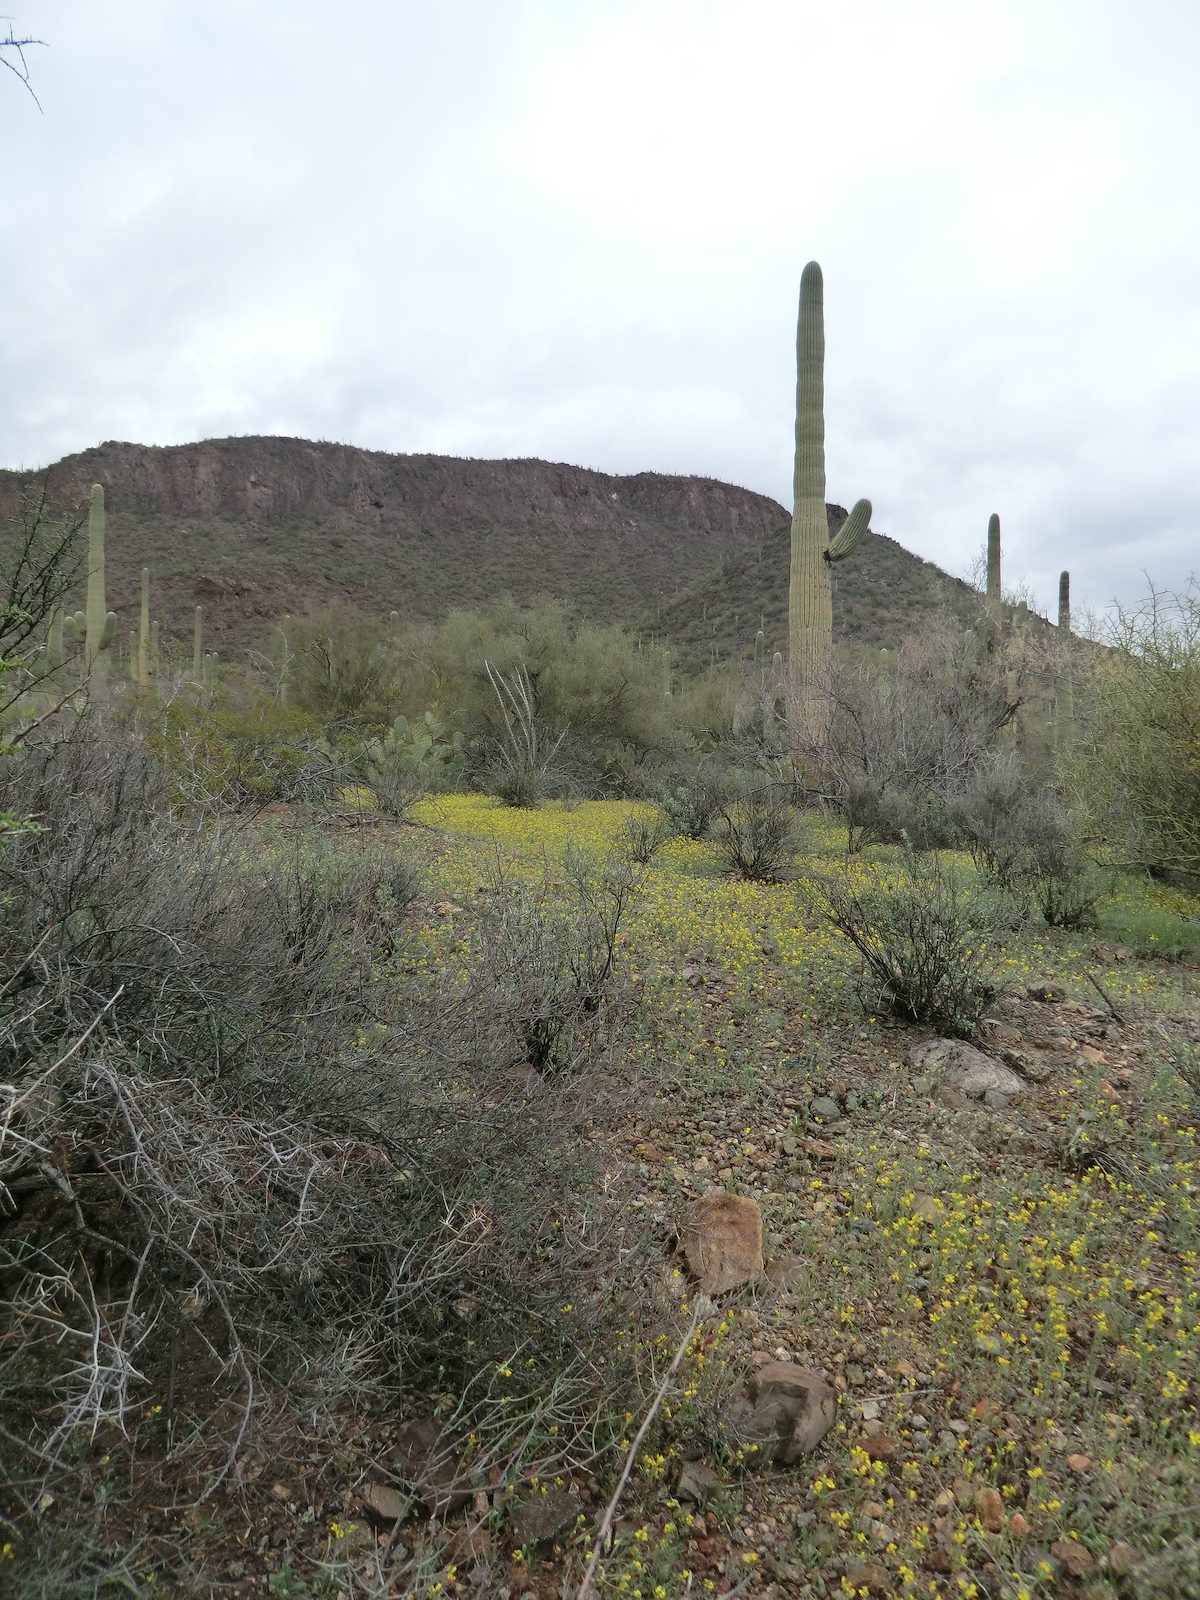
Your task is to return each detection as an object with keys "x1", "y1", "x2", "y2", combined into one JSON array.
[
  {"x1": 976, "y1": 1486, "x2": 1004, "y2": 1532},
  {"x1": 725, "y1": 1361, "x2": 837, "y2": 1465},
  {"x1": 682, "y1": 1192, "x2": 764, "y2": 1295}
]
